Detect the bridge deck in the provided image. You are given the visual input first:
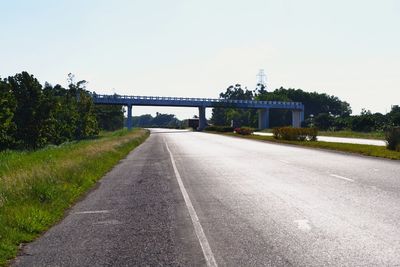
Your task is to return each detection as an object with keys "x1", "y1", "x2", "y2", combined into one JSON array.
[{"x1": 92, "y1": 94, "x2": 304, "y2": 110}]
